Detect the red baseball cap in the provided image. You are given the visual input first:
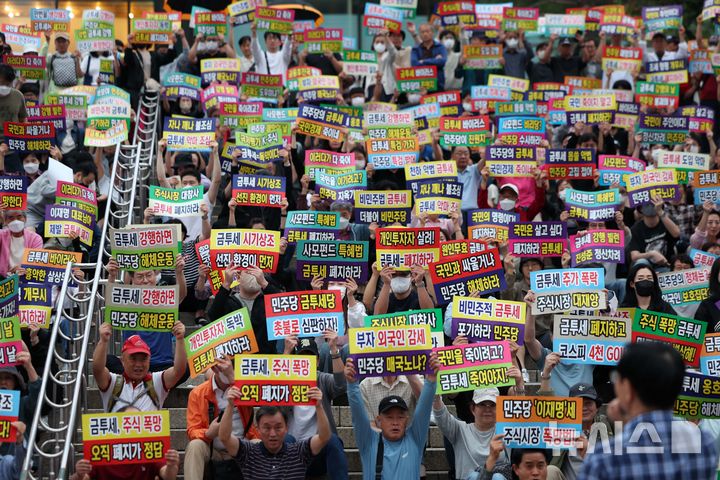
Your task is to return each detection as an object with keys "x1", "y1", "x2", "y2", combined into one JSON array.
[{"x1": 122, "y1": 335, "x2": 151, "y2": 356}]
